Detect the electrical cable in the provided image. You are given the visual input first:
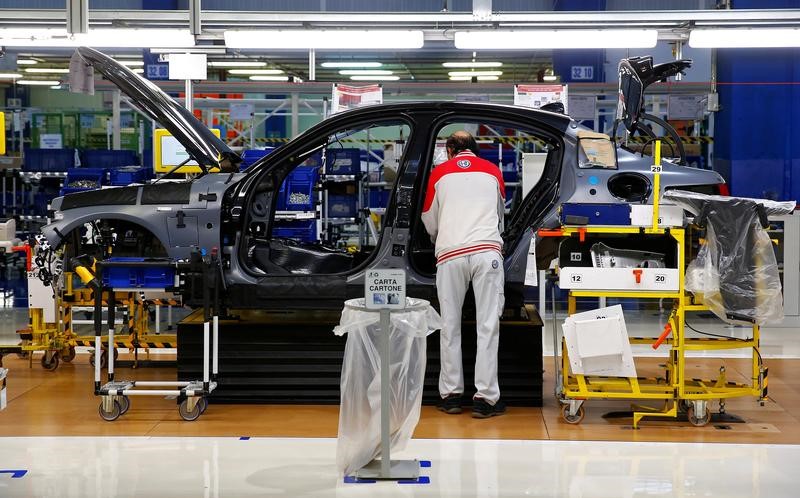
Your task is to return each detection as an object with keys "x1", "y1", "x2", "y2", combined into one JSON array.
[{"x1": 684, "y1": 319, "x2": 763, "y2": 366}]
